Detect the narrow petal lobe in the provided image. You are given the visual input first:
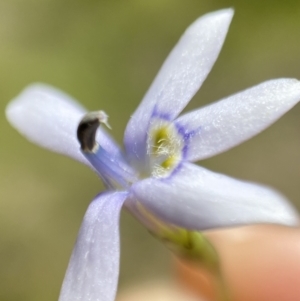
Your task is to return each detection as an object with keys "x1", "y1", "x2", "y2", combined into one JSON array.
[
  {"x1": 124, "y1": 9, "x2": 234, "y2": 166},
  {"x1": 6, "y1": 84, "x2": 121, "y2": 165},
  {"x1": 59, "y1": 191, "x2": 128, "y2": 301},
  {"x1": 131, "y1": 163, "x2": 299, "y2": 230},
  {"x1": 175, "y1": 79, "x2": 300, "y2": 162}
]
